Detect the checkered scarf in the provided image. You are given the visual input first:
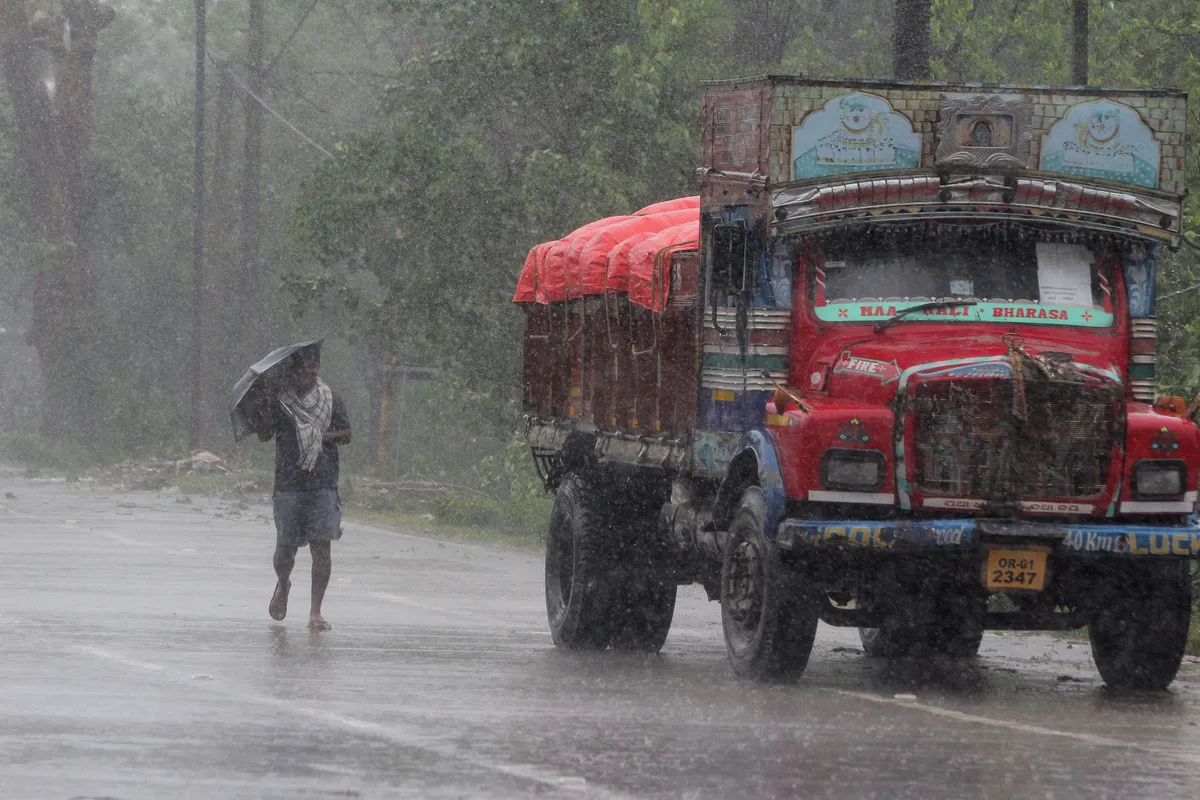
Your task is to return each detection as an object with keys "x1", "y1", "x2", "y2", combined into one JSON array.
[{"x1": 278, "y1": 378, "x2": 333, "y2": 472}]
